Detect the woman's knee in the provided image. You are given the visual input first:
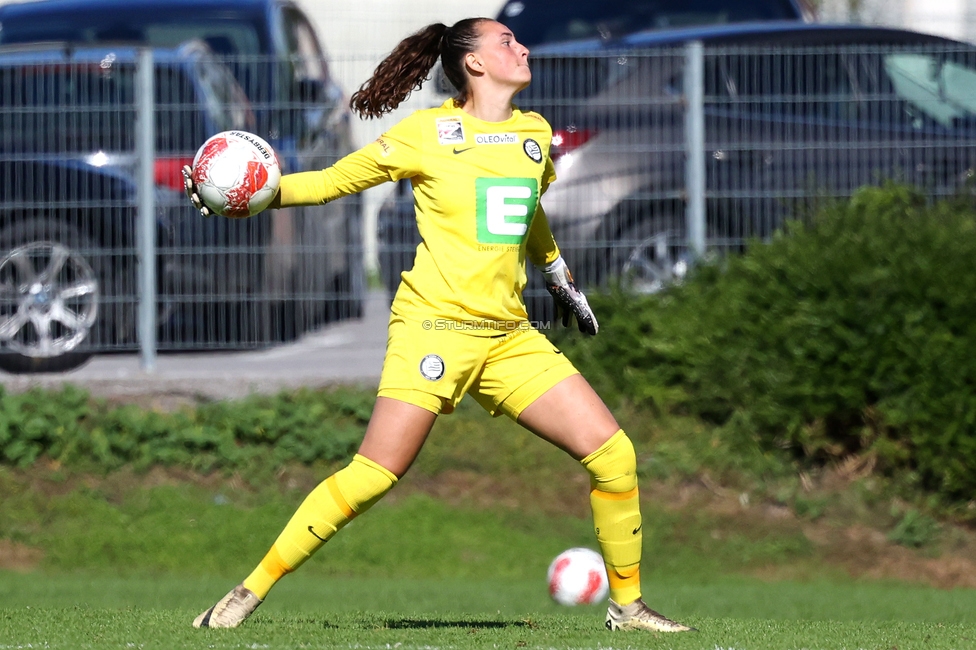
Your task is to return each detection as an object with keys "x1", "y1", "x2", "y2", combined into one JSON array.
[{"x1": 580, "y1": 430, "x2": 637, "y2": 493}]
